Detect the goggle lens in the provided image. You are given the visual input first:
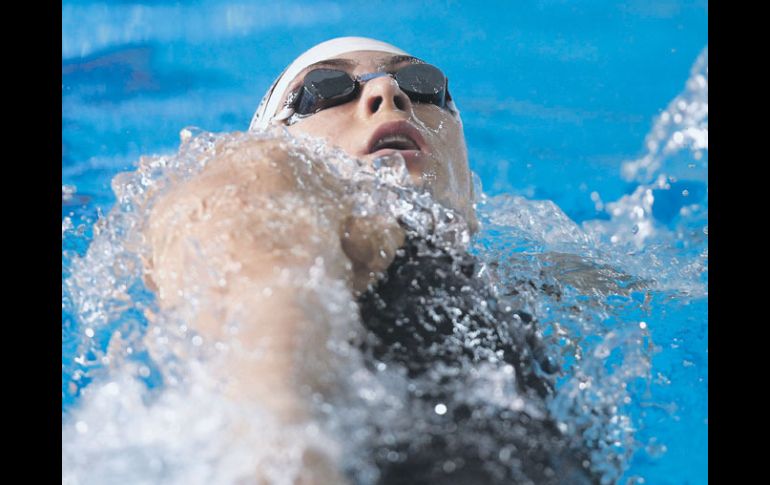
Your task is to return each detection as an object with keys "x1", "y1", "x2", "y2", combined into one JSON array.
[
  {"x1": 293, "y1": 64, "x2": 449, "y2": 116},
  {"x1": 297, "y1": 68, "x2": 358, "y2": 114},
  {"x1": 394, "y1": 63, "x2": 446, "y2": 107}
]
